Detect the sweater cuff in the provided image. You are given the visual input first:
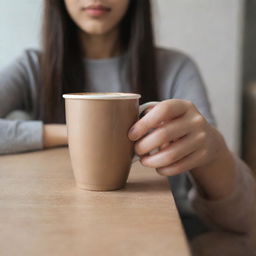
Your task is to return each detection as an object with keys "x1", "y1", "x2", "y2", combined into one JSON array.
[
  {"x1": 188, "y1": 155, "x2": 256, "y2": 233},
  {"x1": 0, "y1": 119, "x2": 44, "y2": 154},
  {"x1": 20, "y1": 120, "x2": 44, "y2": 152}
]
